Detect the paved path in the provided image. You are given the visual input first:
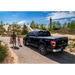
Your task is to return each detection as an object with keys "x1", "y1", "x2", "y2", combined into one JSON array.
[{"x1": 0, "y1": 37, "x2": 75, "y2": 64}]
